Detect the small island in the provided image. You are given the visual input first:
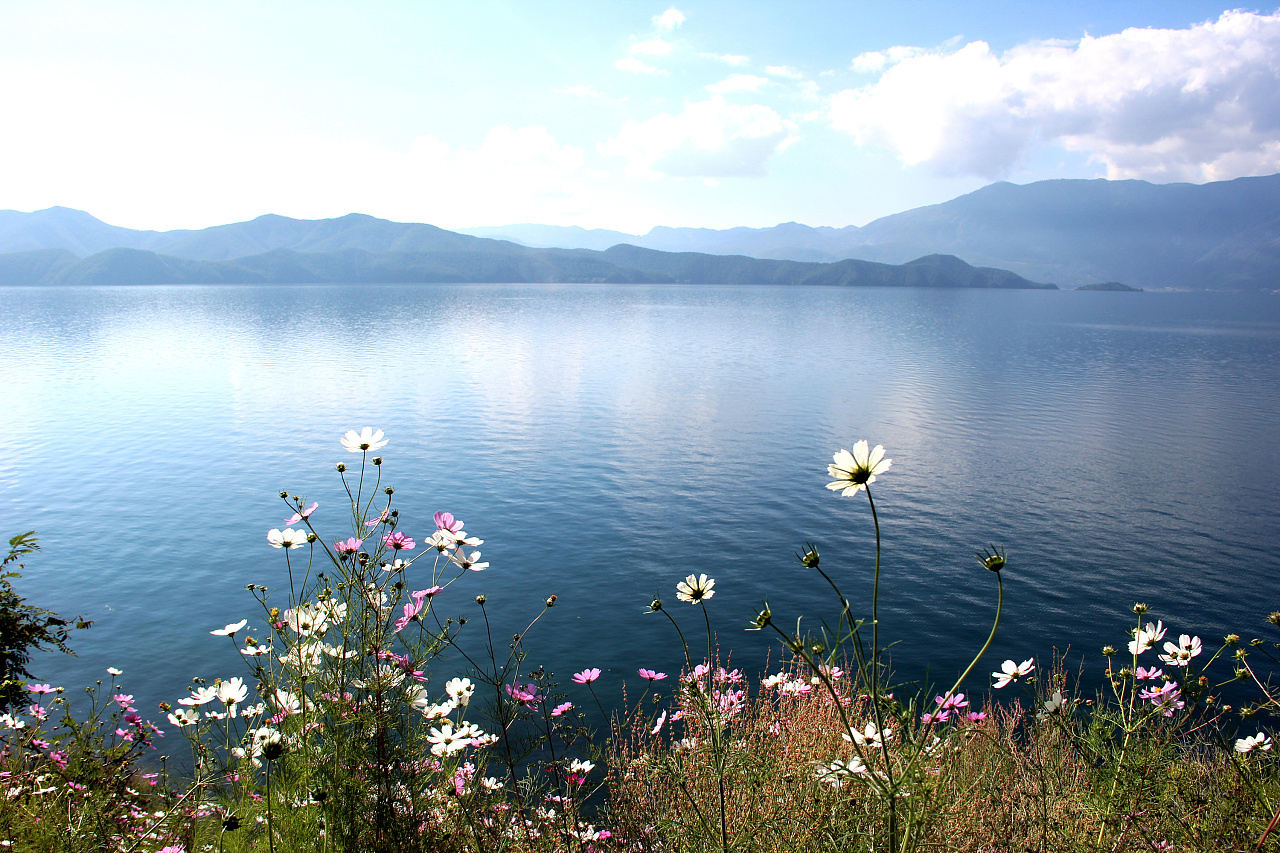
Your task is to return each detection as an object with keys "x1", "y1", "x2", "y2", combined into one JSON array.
[{"x1": 1077, "y1": 281, "x2": 1142, "y2": 291}]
